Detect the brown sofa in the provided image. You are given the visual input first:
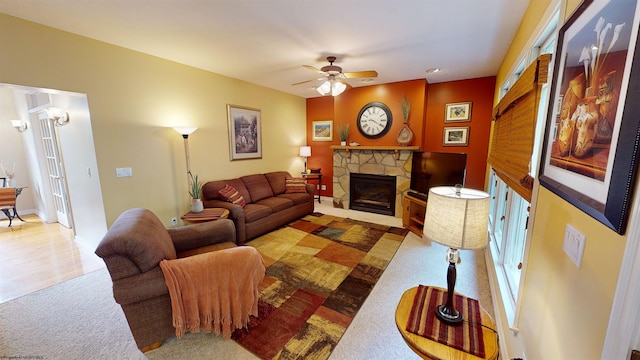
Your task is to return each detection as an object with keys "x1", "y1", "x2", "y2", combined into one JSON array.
[
  {"x1": 202, "y1": 171, "x2": 315, "y2": 244},
  {"x1": 95, "y1": 208, "x2": 238, "y2": 351}
]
